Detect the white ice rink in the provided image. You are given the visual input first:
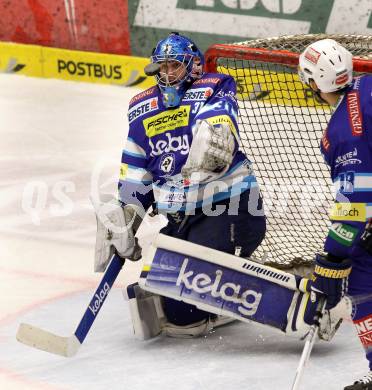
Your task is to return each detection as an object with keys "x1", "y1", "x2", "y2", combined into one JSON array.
[{"x1": 0, "y1": 74, "x2": 367, "y2": 390}]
